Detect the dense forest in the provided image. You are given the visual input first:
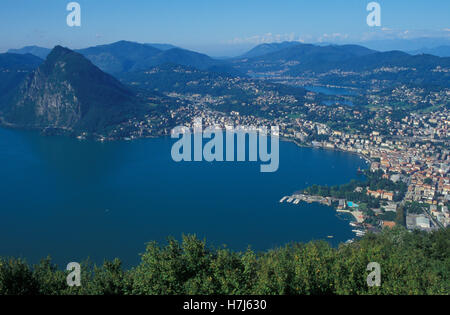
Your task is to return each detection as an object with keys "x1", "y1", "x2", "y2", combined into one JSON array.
[{"x1": 0, "y1": 227, "x2": 448, "y2": 295}]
